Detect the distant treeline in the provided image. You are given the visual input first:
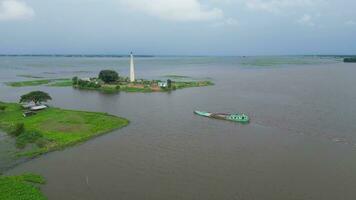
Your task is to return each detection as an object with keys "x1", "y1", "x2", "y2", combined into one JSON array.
[
  {"x1": 344, "y1": 57, "x2": 356, "y2": 63},
  {"x1": 0, "y1": 54, "x2": 155, "y2": 58}
]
